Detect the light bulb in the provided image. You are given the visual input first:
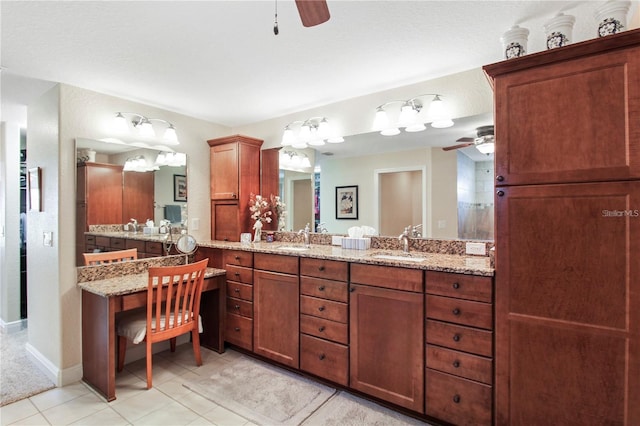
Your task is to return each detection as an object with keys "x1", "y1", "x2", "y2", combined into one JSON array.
[
  {"x1": 299, "y1": 124, "x2": 311, "y2": 141},
  {"x1": 372, "y1": 108, "x2": 389, "y2": 131},
  {"x1": 138, "y1": 119, "x2": 155, "y2": 138},
  {"x1": 163, "y1": 124, "x2": 178, "y2": 144},
  {"x1": 405, "y1": 123, "x2": 426, "y2": 132},
  {"x1": 281, "y1": 127, "x2": 294, "y2": 146},
  {"x1": 476, "y1": 142, "x2": 495, "y2": 154},
  {"x1": 398, "y1": 102, "x2": 418, "y2": 126},
  {"x1": 380, "y1": 128, "x2": 400, "y2": 136},
  {"x1": 114, "y1": 113, "x2": 129, "y2": 133},
  {"x1": 318, "y1": 118, "x2": 331, "y2": 139},
  {"x1": 427, "y1": 95, "x2": 453, "y2": 128}
]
